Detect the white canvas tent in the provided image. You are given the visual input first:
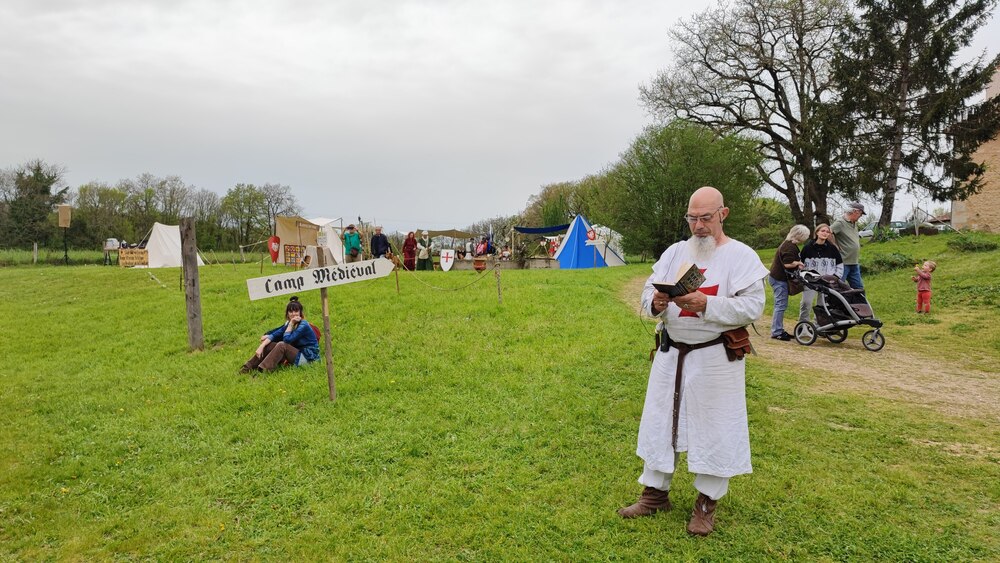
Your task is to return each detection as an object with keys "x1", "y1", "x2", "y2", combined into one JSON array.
[
  {"x1": 271, "y1": 215, "x2": 351, "y2": 266},
  {"x1": 274, "y1": 216, "x2": 321, "y2": 266},
  {"x1": 145, "y1": 222, "x2": 205, "y2": 268},
  {"x1": 308, "y1": 217, "x2": 346, "y2": 263}
]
